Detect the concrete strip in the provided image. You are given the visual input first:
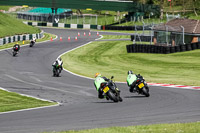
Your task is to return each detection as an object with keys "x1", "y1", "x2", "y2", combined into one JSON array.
[
  {"x1": 32, "y1": 22, "x2": 38, "y2": 26},
  {"x1": 47, "y1": 22, "x2": 53, "y2": 27},
  {"x1": 83, "y1": 24, "x2": 90, "y2": 29},
  {"x1": 58, "y1": 23, "x2": 65, "y2": 28},
  {"x1": 71, "y1": 24, "x2": 77, "y2": 29}
]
